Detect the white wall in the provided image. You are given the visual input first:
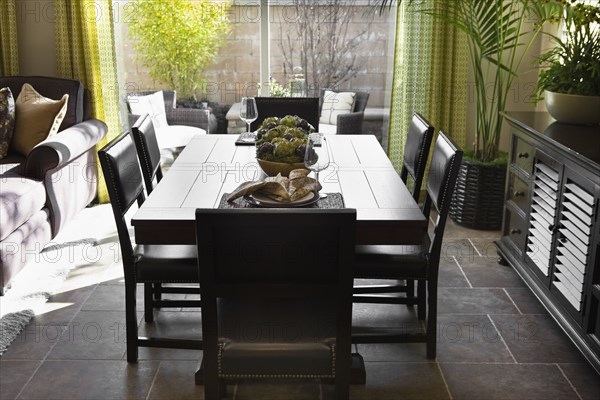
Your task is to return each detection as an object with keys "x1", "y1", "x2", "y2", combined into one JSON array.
[{"x1": 15, "y1": 0, "x2": 56, "y2": 76}]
